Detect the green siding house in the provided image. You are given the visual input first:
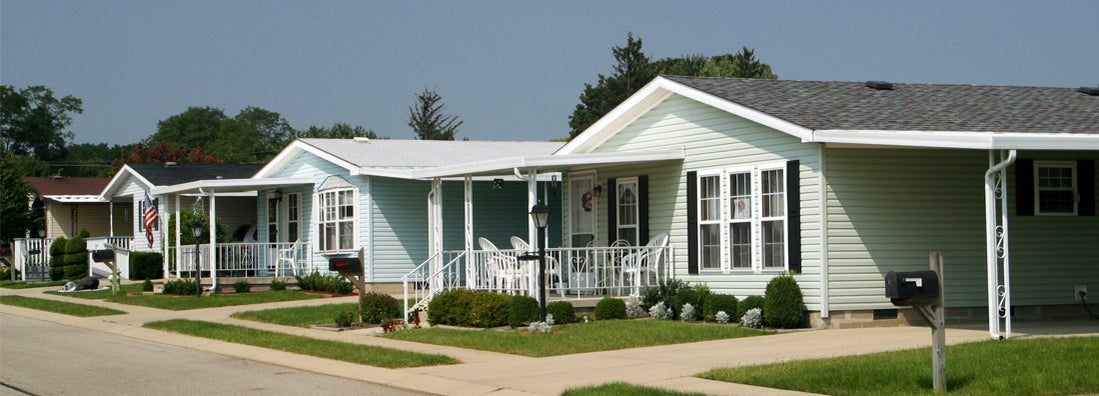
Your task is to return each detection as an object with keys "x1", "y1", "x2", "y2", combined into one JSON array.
[{"x1": 423, "y1": 76, "x2": 1099, "y2": 337}]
